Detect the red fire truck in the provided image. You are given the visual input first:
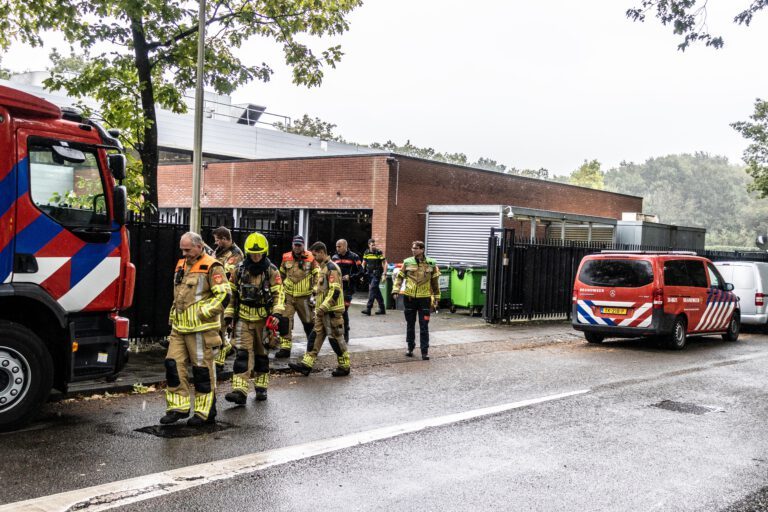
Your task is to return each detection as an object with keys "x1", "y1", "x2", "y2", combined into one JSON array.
[{"x1": 0, "y1": 85, "x2": 135, "y2": 430}]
